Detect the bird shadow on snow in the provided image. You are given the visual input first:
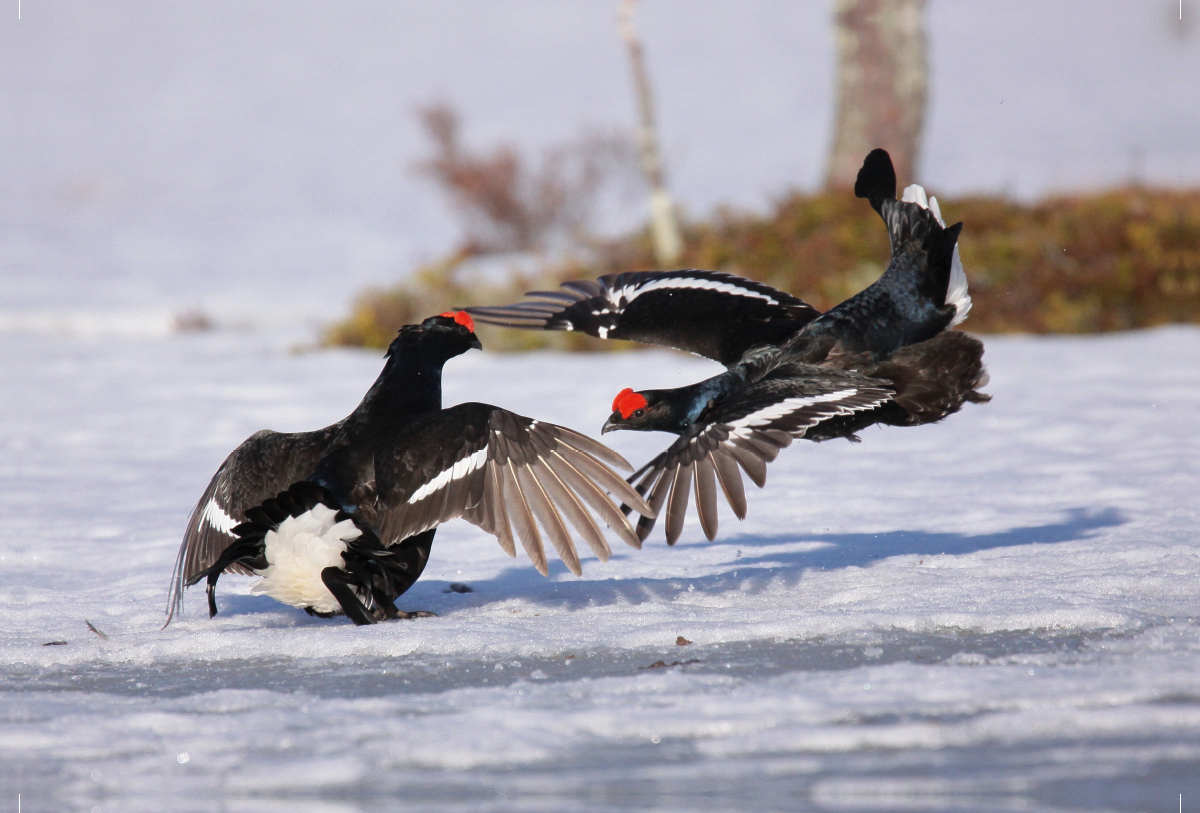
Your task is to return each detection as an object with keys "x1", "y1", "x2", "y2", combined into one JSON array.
[{"x1": 418, "y1": 507, "x2": 1127, "y2": 614}]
